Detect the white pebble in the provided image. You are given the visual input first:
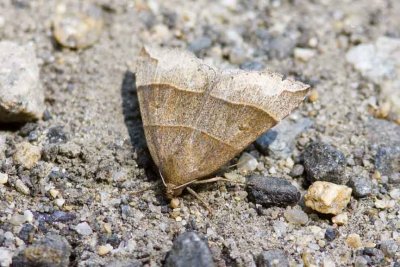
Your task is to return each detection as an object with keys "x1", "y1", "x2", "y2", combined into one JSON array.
[
  {"x1": 23, "y1": 210, "x2": 34, "y2": 223},
  {"x1": 55, "y1": 198, "x2": 65, "y2": 207},
  {"x1": 237, "y1": 152, "x2": 258, "y2": 173},
  {"x1": 0, "y1": 173, "x2": 8, "y2": 184},
  {"x1": 75, "y1": 222, "x2": 93, "y2": 236},
  {"x1": 0, "y1": 248, "x2": 12, "y2": 267},
  {"x1": 294, "y1": 47, "x2": 316, "y2": 62}
]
